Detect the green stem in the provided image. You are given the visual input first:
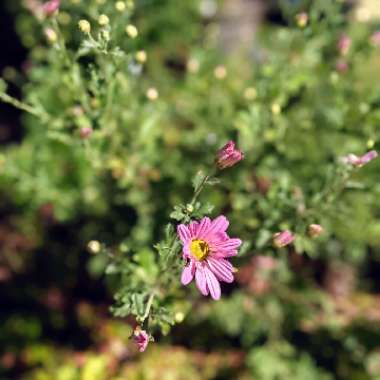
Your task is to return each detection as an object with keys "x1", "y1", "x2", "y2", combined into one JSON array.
[
  {"x1": 141, "y1": 293, "x2": 155, "y2": 323},
  {"x1": 0, "y1": 92, "x2": 47, "y2": 120}
]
